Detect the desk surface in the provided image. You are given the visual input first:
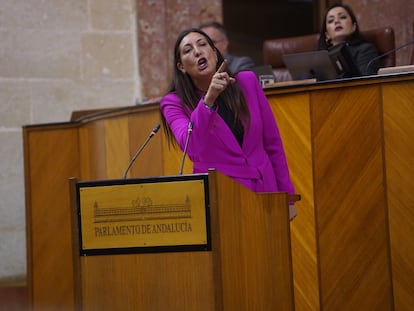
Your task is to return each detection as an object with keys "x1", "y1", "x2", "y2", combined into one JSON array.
[{"x1": 264, "y1": 71, "x2": 414, "y2": 95}]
